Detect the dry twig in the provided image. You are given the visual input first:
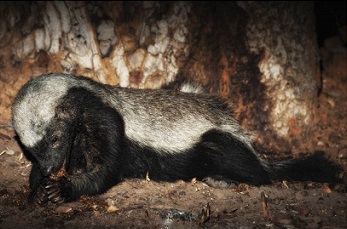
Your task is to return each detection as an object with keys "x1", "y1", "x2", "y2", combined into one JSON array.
[{"x1": 261, "y1": 191, "x2": 273, "y2": 222}]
